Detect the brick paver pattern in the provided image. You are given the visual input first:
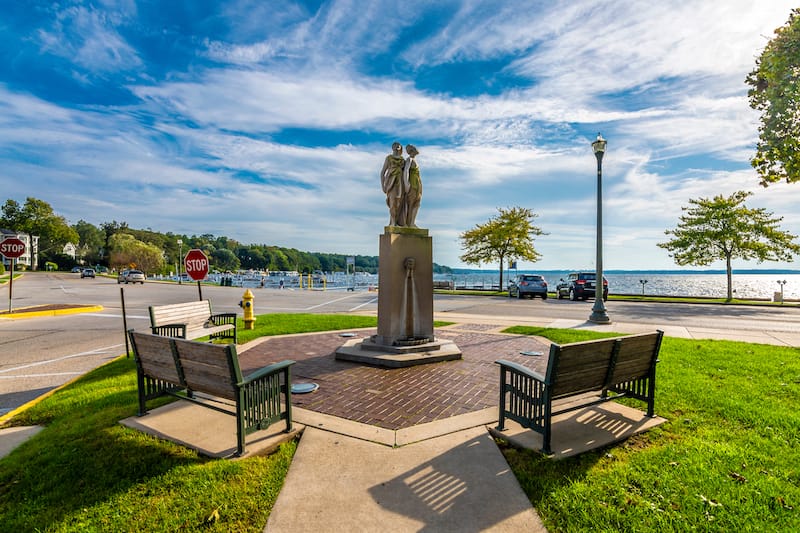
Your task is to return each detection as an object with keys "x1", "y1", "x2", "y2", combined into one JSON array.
[{"x1": 238, "y1": 327, "x2": 551, "y2": 431}]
